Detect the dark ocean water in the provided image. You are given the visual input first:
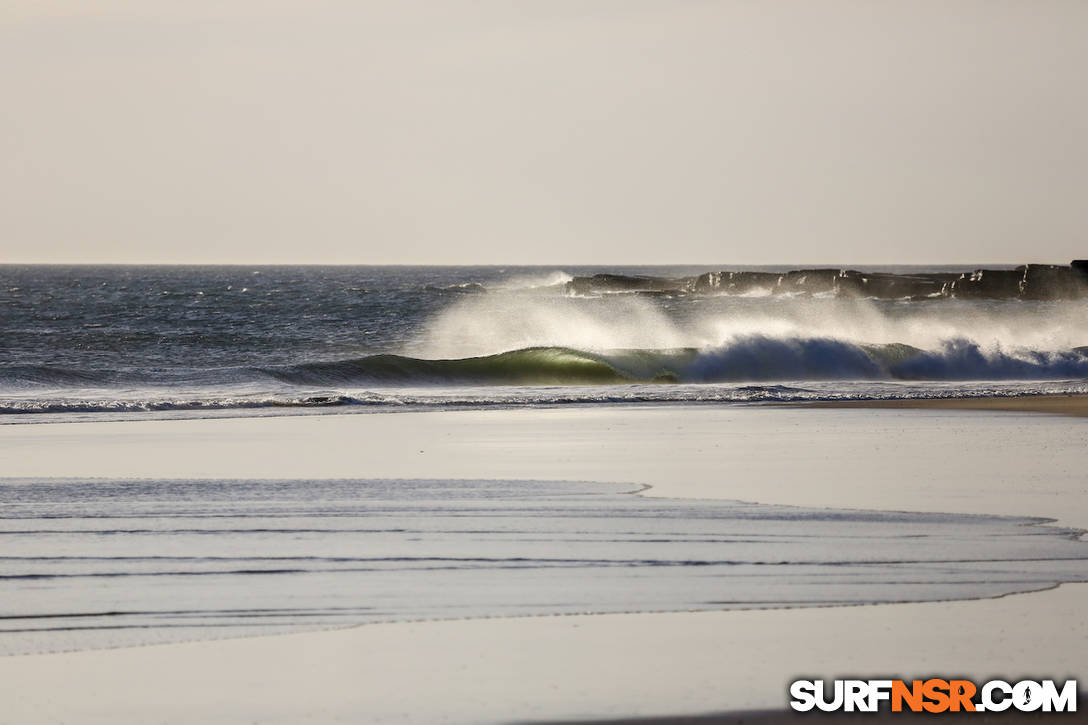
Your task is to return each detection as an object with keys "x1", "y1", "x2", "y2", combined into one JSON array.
[{"x1": 2, "y1": 265, "x2": 1087, "y2": 419}]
